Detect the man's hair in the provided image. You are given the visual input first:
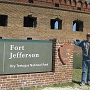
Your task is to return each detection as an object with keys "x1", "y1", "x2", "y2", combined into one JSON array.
[{"x1": 87, "y1": 33, "x2": 90, "y2": 37}]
